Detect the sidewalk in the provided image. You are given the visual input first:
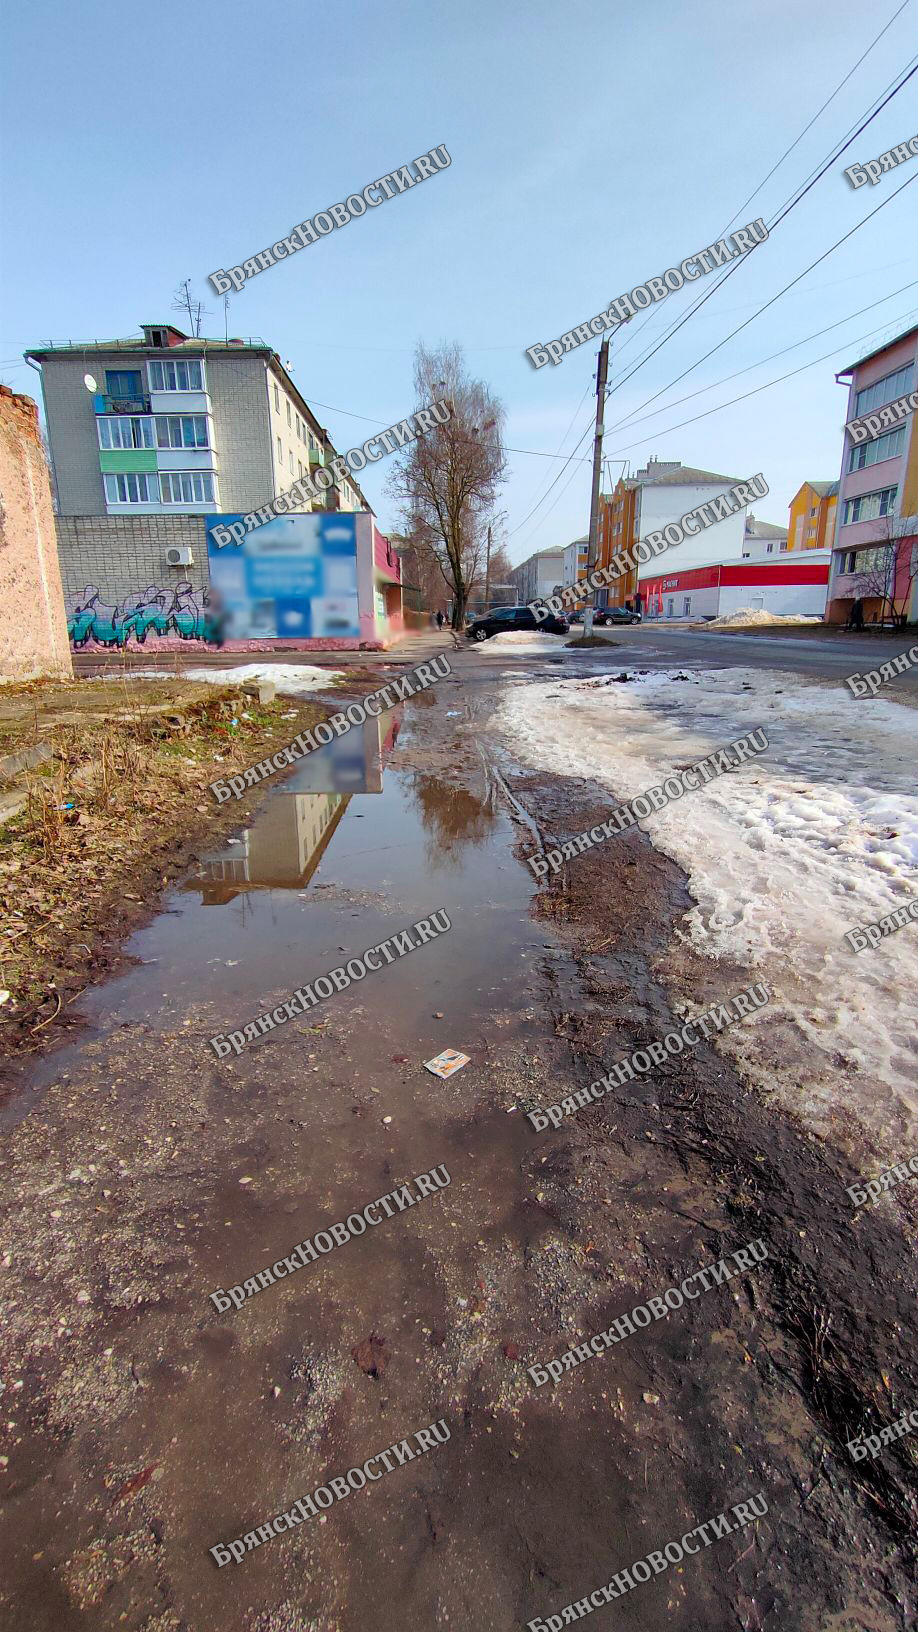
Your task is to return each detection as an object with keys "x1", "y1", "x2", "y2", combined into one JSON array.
[{"x1": 71, "y1": 629, "x2": 462, "y2": 675}]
